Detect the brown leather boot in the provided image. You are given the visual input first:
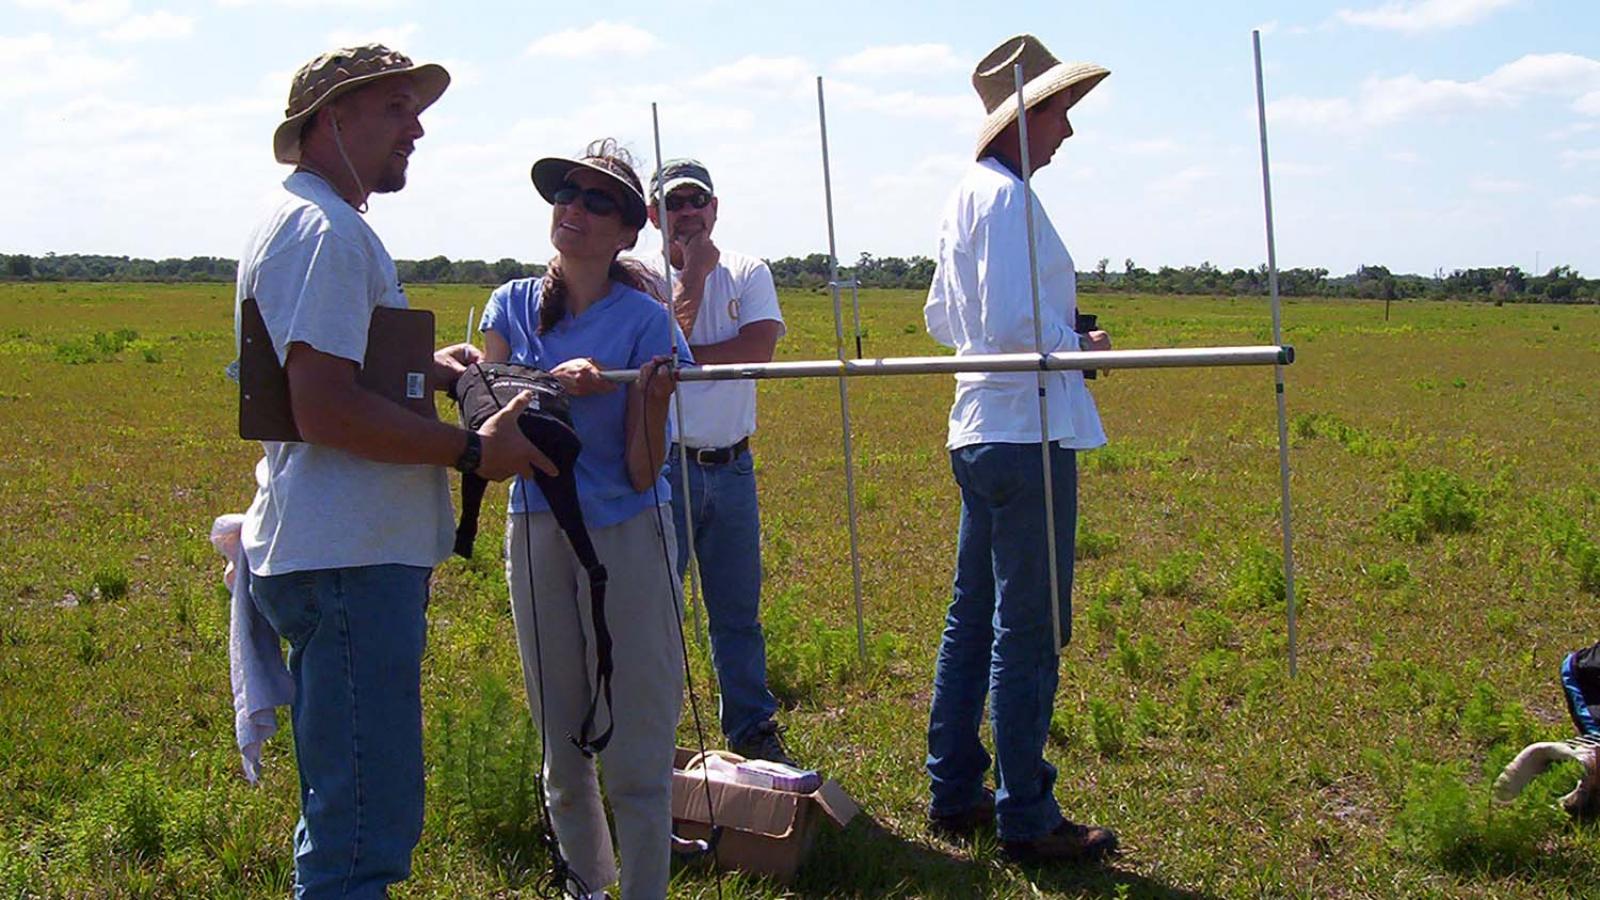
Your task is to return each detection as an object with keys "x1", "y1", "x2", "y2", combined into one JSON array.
[{"x1": 1001, "y1": 819, "x2": 1120, "y2": 863}]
